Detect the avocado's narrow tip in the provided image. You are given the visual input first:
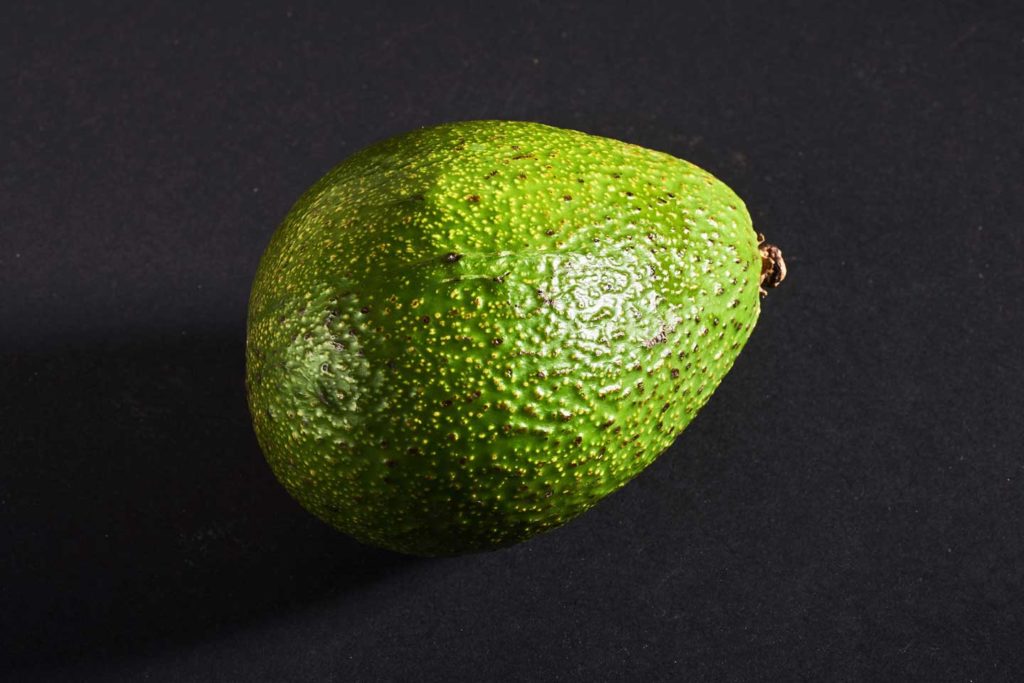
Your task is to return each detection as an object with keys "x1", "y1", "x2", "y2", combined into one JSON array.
[{"x1": 757, "y1": 233, "x2": 787, "y2": 296}]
